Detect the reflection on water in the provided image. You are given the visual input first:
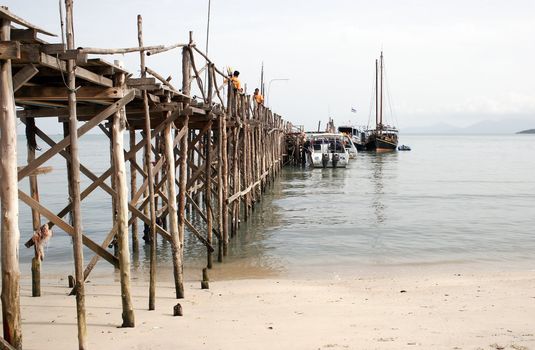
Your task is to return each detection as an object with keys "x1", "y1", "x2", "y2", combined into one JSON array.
[{"x1": 16, "y1": 134, "x2": 535, "y2": 279}]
